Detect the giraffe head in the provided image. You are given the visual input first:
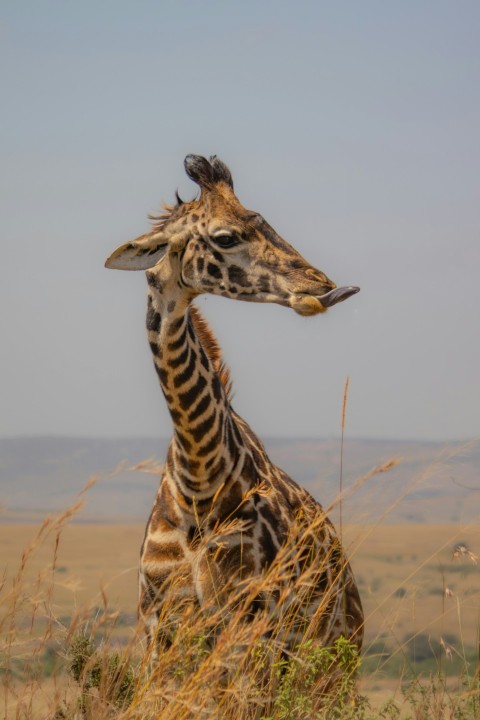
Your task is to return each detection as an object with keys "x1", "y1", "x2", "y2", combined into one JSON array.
[{"x1": 105, "y1": 155, "x2": 359, "y2": 316}]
